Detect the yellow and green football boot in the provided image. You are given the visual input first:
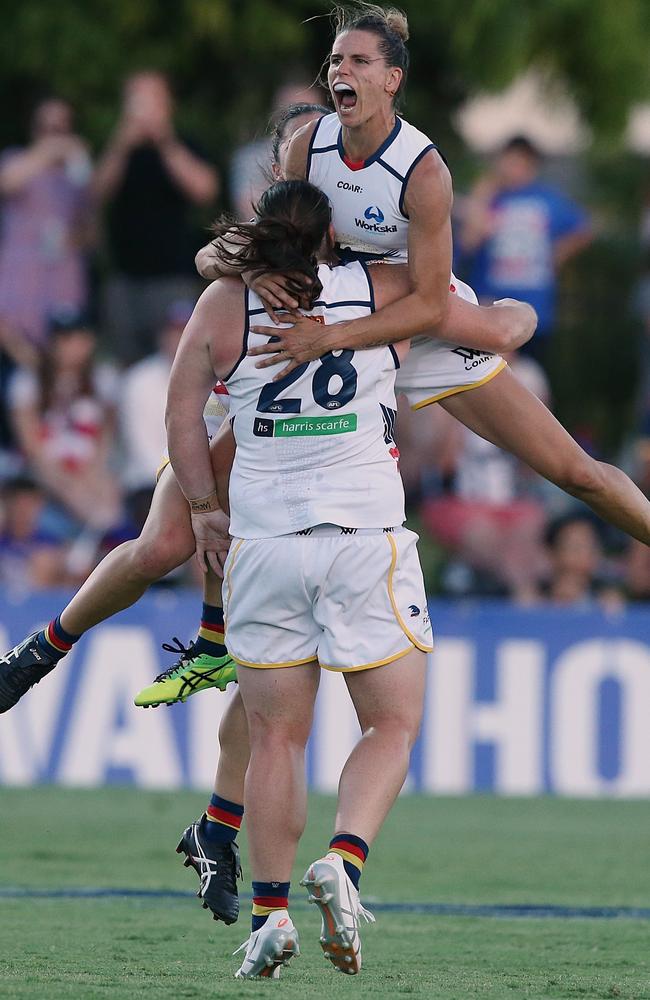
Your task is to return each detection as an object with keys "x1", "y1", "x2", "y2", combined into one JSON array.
[{"x1": 134, "y1": 637, "x2": 237, "y2": 708}]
